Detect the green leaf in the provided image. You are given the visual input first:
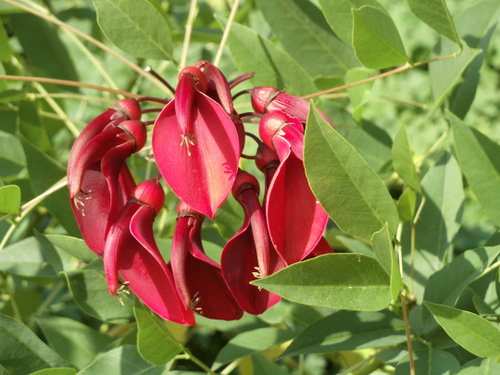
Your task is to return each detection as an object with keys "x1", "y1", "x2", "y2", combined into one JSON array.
[
  {"x1": 0, "y1": 313, "x2": 72, "y2": 374},
  {"x1": 212, "y1": 327, "x2": 296, "y2": 370},
  {"x1": 392, "y1": 123, "x2": 422, "y2": 194},
  {"x1": 45, "y1": 235, "x2": 100, "y2": 265},
  {"x1": 425, "y1": 302, "x2": 500, "y2": 357},
  {"x1": 281, "y1": 310, "x2": 405, "y2": 357},
  {"x1": 0, "y1": 185, "x2": 20, "y2": 214},
  {"x1": 78, "y1": 345, "x2": 171, "y2": 375},
  {"x1": 29, "y1": 368, "x2": 77, "y2": 375},
  {"x1": 0, "y1": 129, "x2": 25, "y2": 177},
  {"x1": 214, "y1": 193, "x2": 244, "y2": 240},
  {"x1": 253, "y1": 254, "x2": 391, "y2": 311},
  {"x1": 36, "y1": 232, "x2": 84, "y2": 274},
  {"x1": 451, "y1": 113, "x2": 500, "y2": 227},
  {"x1": 219, "y1": 18, "x2": 317, "y2": 96},
  {"x1": 318, "y1": 0, "x2": 386, "y2": 47},
  {"x1": 396, "y1": 187, "x2": 416, "y2": 222},
  {"x1": 18, "y1": 101, "x2": 52, "y2": 153},
  {"x1": 134, "y1": 300, "x2": 182, "y2": 366},
  {"x1": 0, "y1": 20, "x2": 12, "y2": 61},
  {"x1": 63, "y1": 261, "x2": 133, "y2": 323},
  {"x1": 352, "y1": 5, "x2": 409, "y2": 69},
  {"x1": 255, "y1": 0, "x2": 358, "y2": 78},
  {"x1": 371, "y1": 224, "x2": 402, "y2": 303},
  {"x1": 36, "y1": 315, "x2": 113, "y2": 369},
  {"x1": 92, "y1": 0, "x2": 173, "y2": 61},
  {"x1": 422, "y1": 245, "x2": 500, "y2": 329},
  {"x1": 304, "y1": 103, "x2": 399, "y2": 240},
  {"x1": 0, "y1": 237, "x2": 57, "y2": 279},
  {"x1": 345, "y1": 67, "x2": 374, "y2": 121},
  {"x1": 455, "y1": 357, "x2": 500, "y2": 375},
  {"x1": 407, "y1": 0, "x2": 461, "y2": 47},
  {"x1": 251, "y1": 353, "x2": 289, "y2": 375},
  {"x1": 394, "y1": 348, "x2": 460, "y2": 374}
]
